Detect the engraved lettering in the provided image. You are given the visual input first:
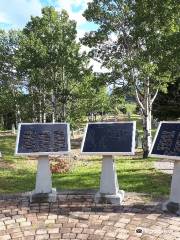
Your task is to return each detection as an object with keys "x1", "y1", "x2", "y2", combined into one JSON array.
[{"x1": 157, "y1": 131, "x2": 175, "y2": 152}]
